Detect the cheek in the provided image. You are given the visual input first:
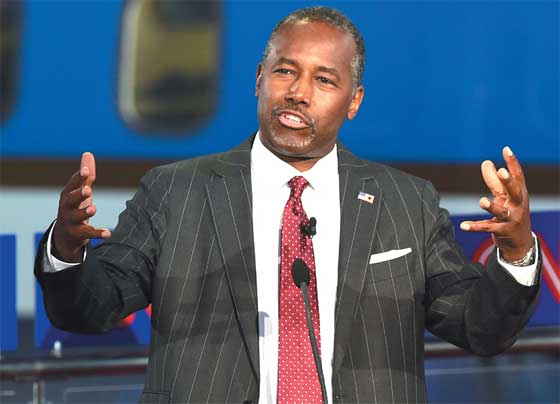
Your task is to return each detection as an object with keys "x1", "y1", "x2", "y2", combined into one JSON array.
[
  {"x1": 257, "y1": 84, "x2": 279, "y2": 109},
  {"x1": 257, "y1": 91, "x2": 272, "y2": 114},
  {"x1": 317, "y1": 99, "x2": 350, "y2": 126}
]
